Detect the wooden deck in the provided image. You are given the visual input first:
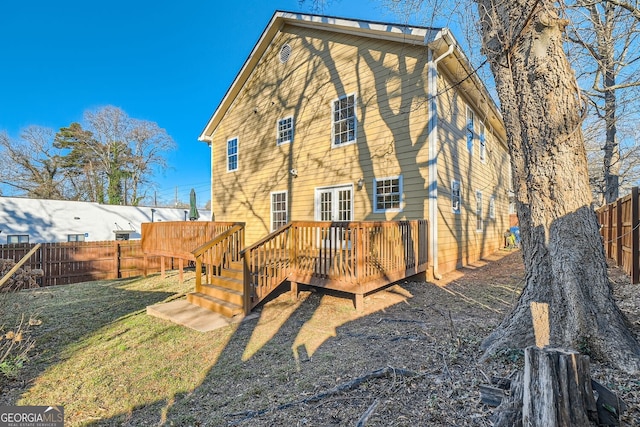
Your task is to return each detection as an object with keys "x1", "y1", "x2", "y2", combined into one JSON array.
[{"x1": 143, "y1": 220, "x2": 428, "y2": 317}]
